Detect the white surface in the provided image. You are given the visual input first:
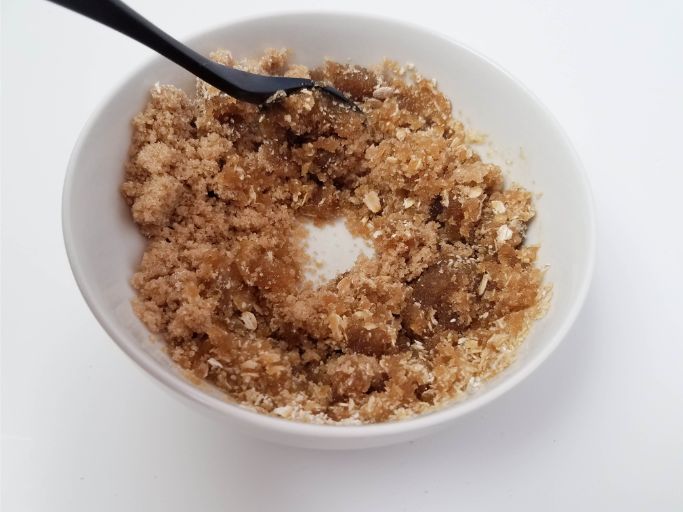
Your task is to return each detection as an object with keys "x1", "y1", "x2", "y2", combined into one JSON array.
[
  {"x1": 2, "y1": 0, "x2": 682, "y2": 508},
  {"x1": 303, "y1": 220, "x2": 374, "y2": 284},
  {"x1": 60, "y1": 12, "x2": 594, "y2": 449}
]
